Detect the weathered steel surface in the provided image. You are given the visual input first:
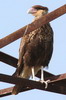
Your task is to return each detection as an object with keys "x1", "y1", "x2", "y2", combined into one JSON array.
[
  {"x1": 0, "y1": 73, "x2": 66, "y2": 97},
  {"x1": 0, "y1": 87, "x2": 33, "y2": 97},
  {"x1": 0, "y1": 51, "x2": 66, "y2": 96},
  {"x1": 0, "y1": 51, "x2": 54, "y2": 79},
  {"x1": 0, "y1": 73, "x2": 66, "y2": 86},
  {"x1": 0, "y1": 87, "x2": 13, "y2": 97},
  {"x1": 0, "y1": 5, "x2": 66, "y2": 48},
  {"x1": 0, "y1": 51, "x2": 18, "y2": 67}
]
